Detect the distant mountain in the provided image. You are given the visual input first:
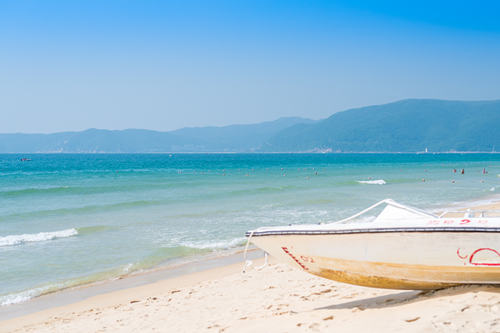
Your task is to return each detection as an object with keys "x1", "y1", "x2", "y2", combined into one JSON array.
[
  {"x1": 169, "y1": 117, "x2": 316, "y2": 152},
  {"x1": 0, "y1": 117, "x2": 314, "y2": 153},
  {"x1": 262, "y1": 99, "x2": 500, "y2": 152},
  {"x1": 2, "y1": 100, "x2": 499, "y2": 153}
]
